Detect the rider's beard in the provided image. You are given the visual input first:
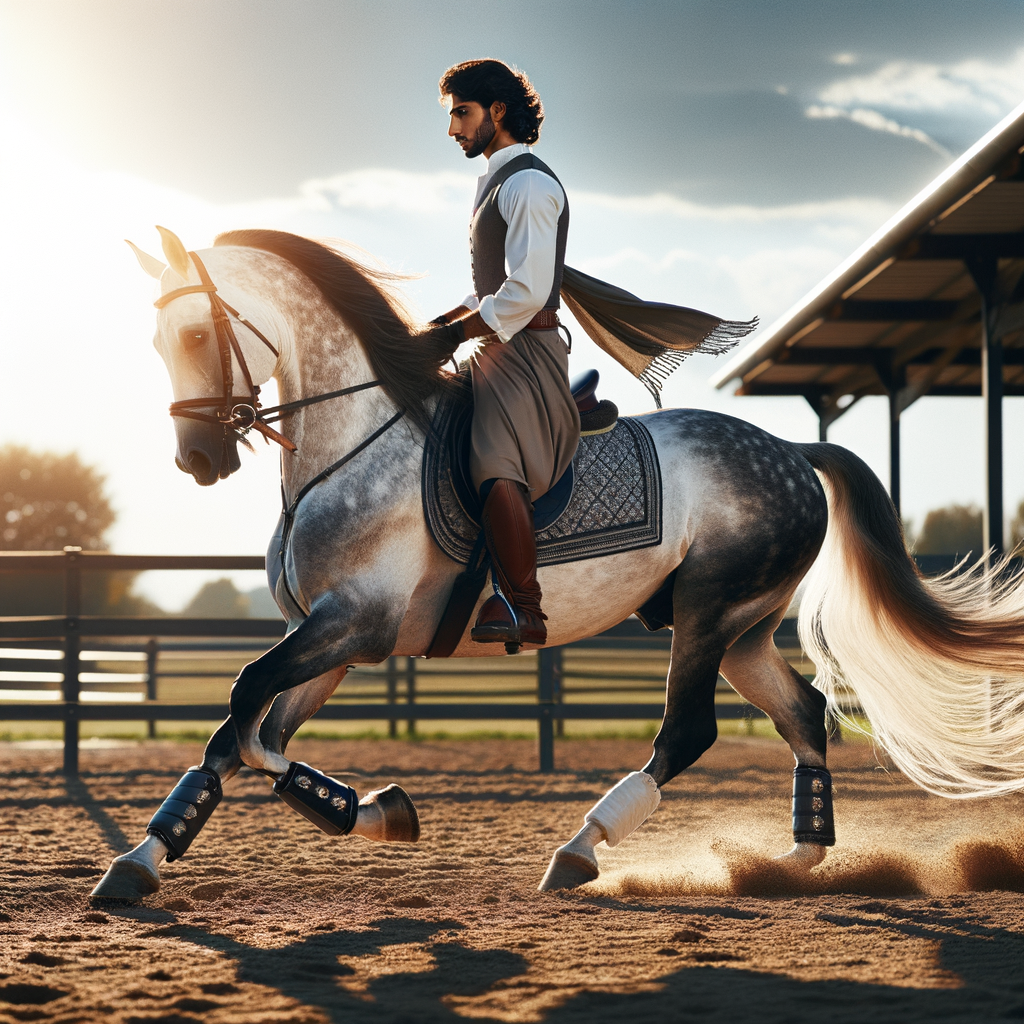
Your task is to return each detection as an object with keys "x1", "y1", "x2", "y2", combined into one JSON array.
[{"x1": 463, "y1": 111, "x2": 496, "y2": 158}]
